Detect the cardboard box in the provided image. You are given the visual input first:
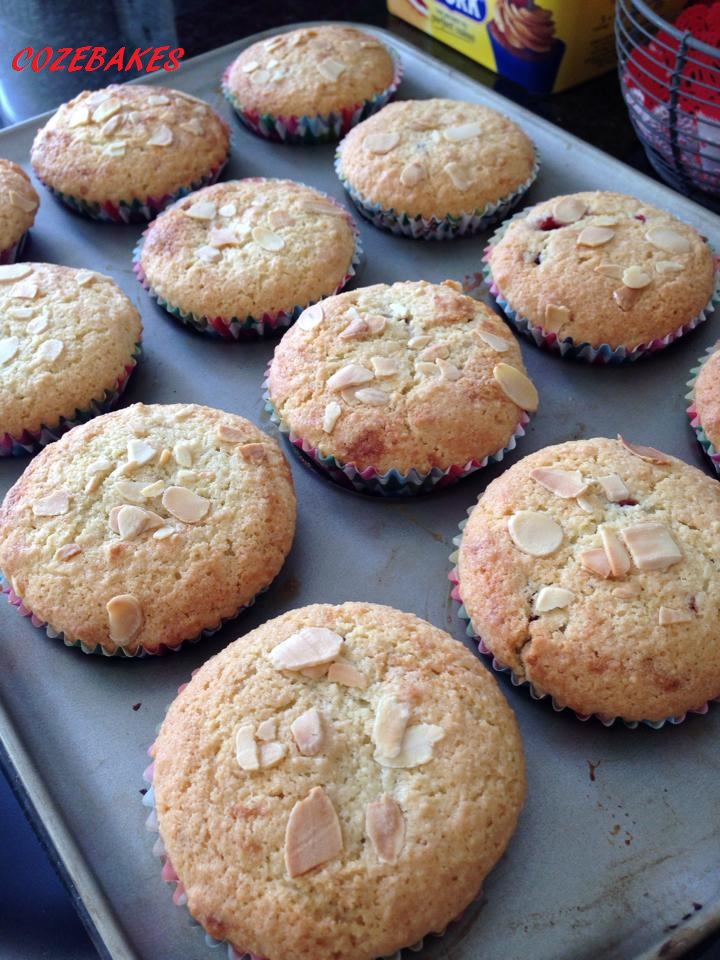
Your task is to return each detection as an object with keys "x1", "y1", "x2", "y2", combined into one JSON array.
[{"x1": 387, "y1": 0, "x2": 683, "y2": 94}]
